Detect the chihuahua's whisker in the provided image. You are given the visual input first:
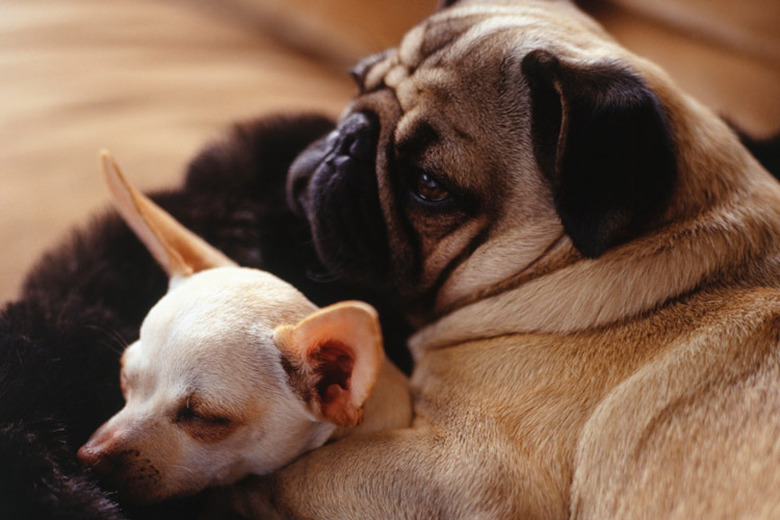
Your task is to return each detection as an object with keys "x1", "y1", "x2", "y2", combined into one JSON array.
[
  {"x1": 160, "y1": 462, "x2": 198, "y2": 477},
  {"x1": 97, "y1": 341, "x2": 123, "y2": 357},
  {"x1": 104, "y1": 327, "x2": 130, "y2": 351},
  {"x1": 84, "y1": 324, "x2": 127, "y2": 357}
]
